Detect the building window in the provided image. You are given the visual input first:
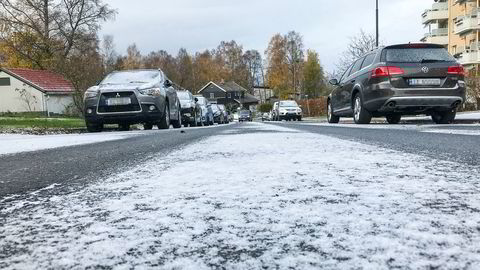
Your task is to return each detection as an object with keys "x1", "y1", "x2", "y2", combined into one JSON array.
[
  {"x1": 227, "y1": 93, "x2": 231, "y2": 98},
  {"x1": 0, "y1": 77, "x2": 10, "y2": 86},
  {"x1": 210, "y1": 93, "x2": 215, "y2": 99}
]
